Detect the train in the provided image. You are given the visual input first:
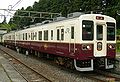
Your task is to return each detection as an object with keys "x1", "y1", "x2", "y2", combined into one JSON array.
[
  {"x1": 2, "y1": 12, "x2": 116, "y2": 71},
  {"x1": 0, "y1": 28, "x2": 7, "y2": 44}
]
